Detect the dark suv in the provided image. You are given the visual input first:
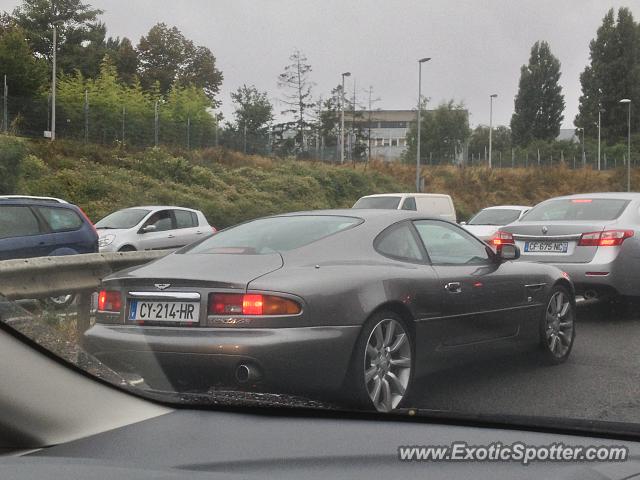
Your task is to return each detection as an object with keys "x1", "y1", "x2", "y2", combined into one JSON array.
[{"x1": 0, "y1": 196, "x2": 98, "y2": 260}]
